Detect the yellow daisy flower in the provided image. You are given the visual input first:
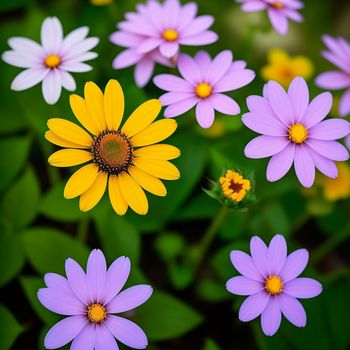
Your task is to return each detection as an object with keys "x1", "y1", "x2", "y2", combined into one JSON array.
[
  {"x1": 320, "y1": 162, "x2": 350, "y2": 202},
  {"x1": 219, "y1": 170, "x2": 251, "y2": 202},
  {"x1": 90, "y1": 0, "x2": 113, "y2": 5},
  {"x1": 46, "y1": 79, "x2": 180, "y2": 215},
  {"x1": 261, "y1": 48, "x2": 314, "y2": 88}
]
